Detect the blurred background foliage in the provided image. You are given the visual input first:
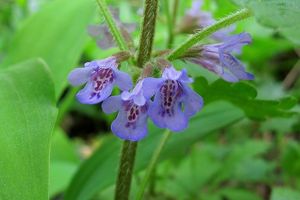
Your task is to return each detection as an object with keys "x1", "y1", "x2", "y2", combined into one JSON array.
[{"x1": 0, "y1": 0, "x2": 300, "y2": 200}]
